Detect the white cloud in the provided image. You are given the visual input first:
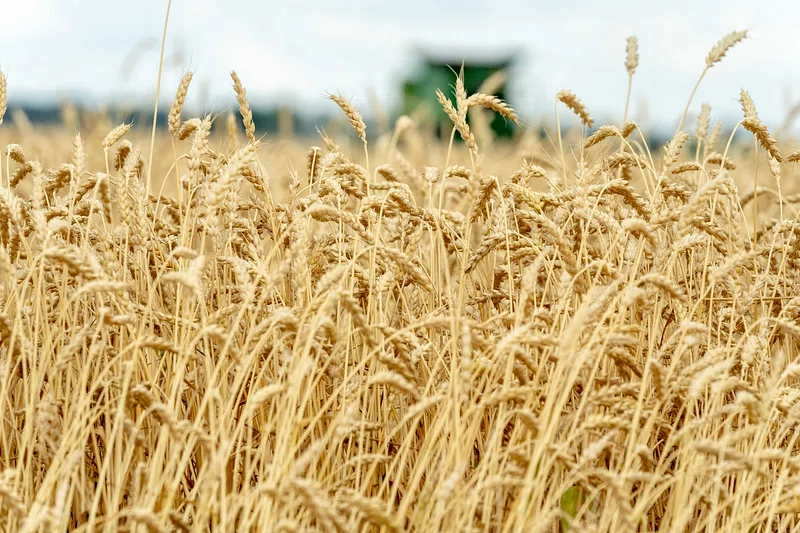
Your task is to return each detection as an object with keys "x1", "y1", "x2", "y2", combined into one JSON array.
[
  {"x1": 0, "y1": 0, "x2": 53, "y2": 39},
  {"x1": 213, "y1": 37, "x2": 313, "y2": 101}
]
